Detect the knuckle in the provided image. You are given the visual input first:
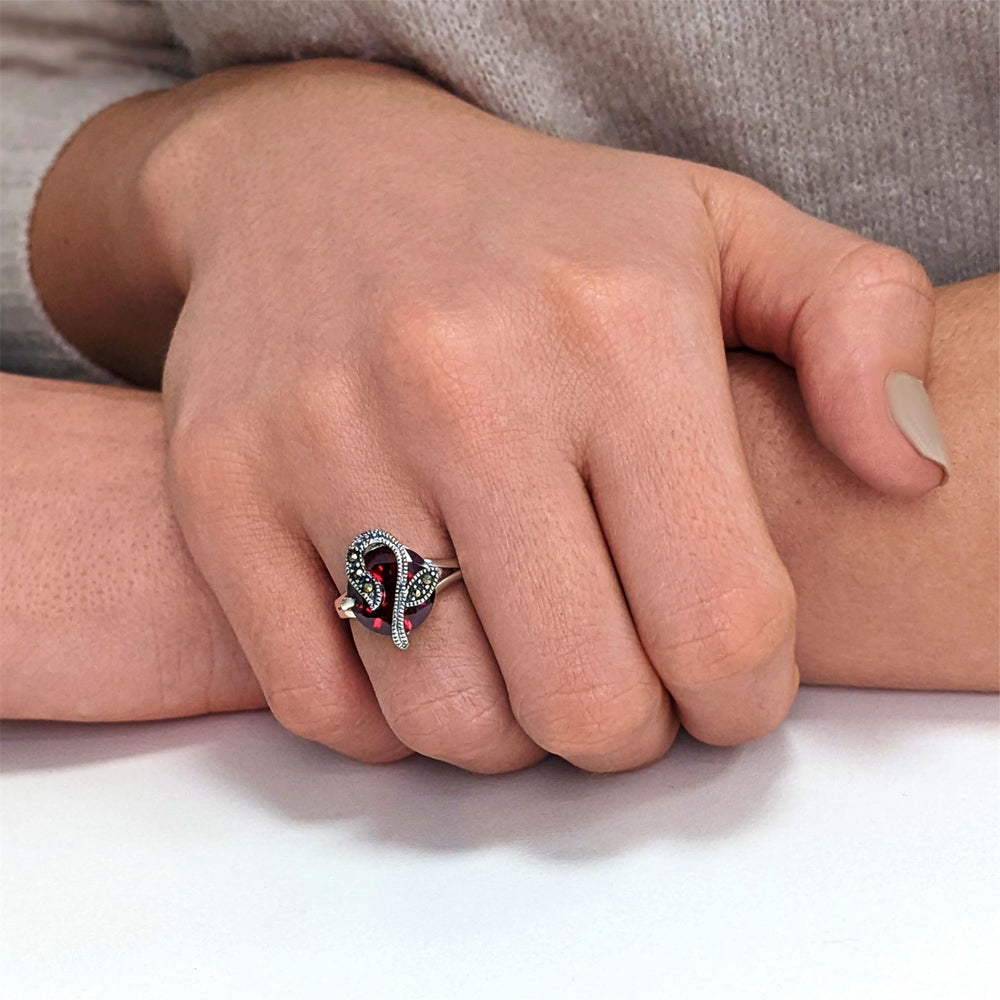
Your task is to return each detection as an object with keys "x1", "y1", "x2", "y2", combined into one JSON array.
[
  {"x1": 293, "y1": 365, "x2": 354, "y2": 454},
  {"x1": 515, "y1": 672, "x2": 662, "y2": 760},
  {"x1": 792, "y1": 242, "x2": 934, "y2": 371},
  {"x1": 540, "y1": 256, "x2": 680, "y2": 364},
  {"x1": 372, "y1": 295, "x2": 526, "y2": 468},
  {"x1": 384, "y1": 682, "x2": 514, "y2": 764},
  {"x1": 268, "y1": 682, "x2": 345, "y2": 741},
  {"x1": 660, "y1": 574, "x2": 796, "y2": 690},
  {"x1": 268, "y1": 680, "x2": 394, "y2": 762},
  {"x1": 375, "y1": 296, "x2": 492, "y2": 424},
  {"x1": 542, "y1": 255, "x2": 670, "y2": 315},
  {"x1": 533, "y1": 256, "x2": 695, "y2": 426},
  {"x1": 833, "y1": 242, "x2": 933, "y2": 302},
  {"x1": 167, "y1": 415, "x2": 255, "y2": 511}
]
